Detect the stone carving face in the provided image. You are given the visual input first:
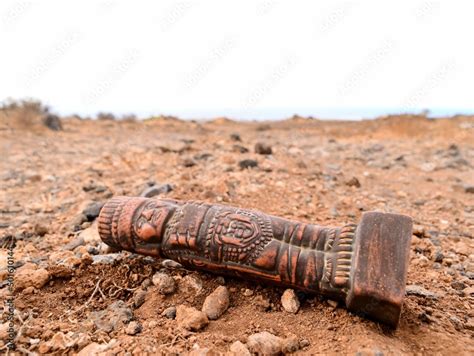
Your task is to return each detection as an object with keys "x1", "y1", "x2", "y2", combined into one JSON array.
[
  {"x1": 214, "y1": 213, "x2": 260, "y2": 247},
  {"x1": 133, "y1": 200, "x2": 170, "y2": 242}
]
